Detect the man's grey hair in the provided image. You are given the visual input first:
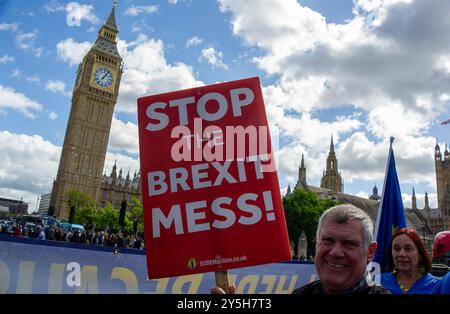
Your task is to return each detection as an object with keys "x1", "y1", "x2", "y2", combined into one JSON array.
[{"x1": 316, "y1": 204, "x2": 374, "y2": 250}]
